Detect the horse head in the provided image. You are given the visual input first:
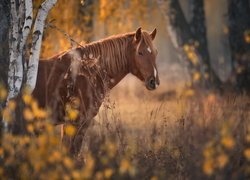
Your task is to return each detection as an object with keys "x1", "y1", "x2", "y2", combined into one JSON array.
[{"x1": 131, "y1": 27, "x2": 160, "y2": 90}]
